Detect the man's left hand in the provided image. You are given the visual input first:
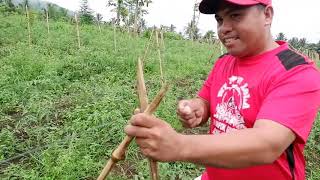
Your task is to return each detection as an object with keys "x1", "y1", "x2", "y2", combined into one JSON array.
[{"x1": 125, "y1": 113, "x2": 184, "y2": 162}]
